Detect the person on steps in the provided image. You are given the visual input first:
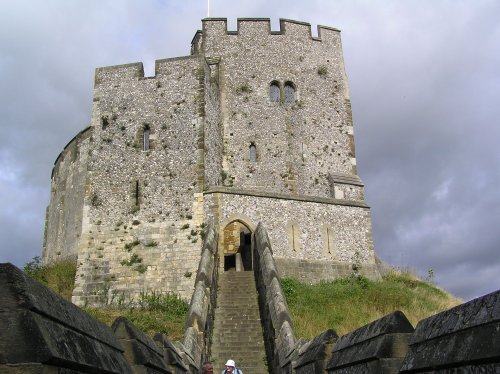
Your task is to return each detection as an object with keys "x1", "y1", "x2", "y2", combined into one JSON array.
[
  {"x1": 202, "y1": 362, "x2": 214, "y2": 374},
  {"x1": 221, "y1": 359, "x2": 242, "y2": 374}
]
